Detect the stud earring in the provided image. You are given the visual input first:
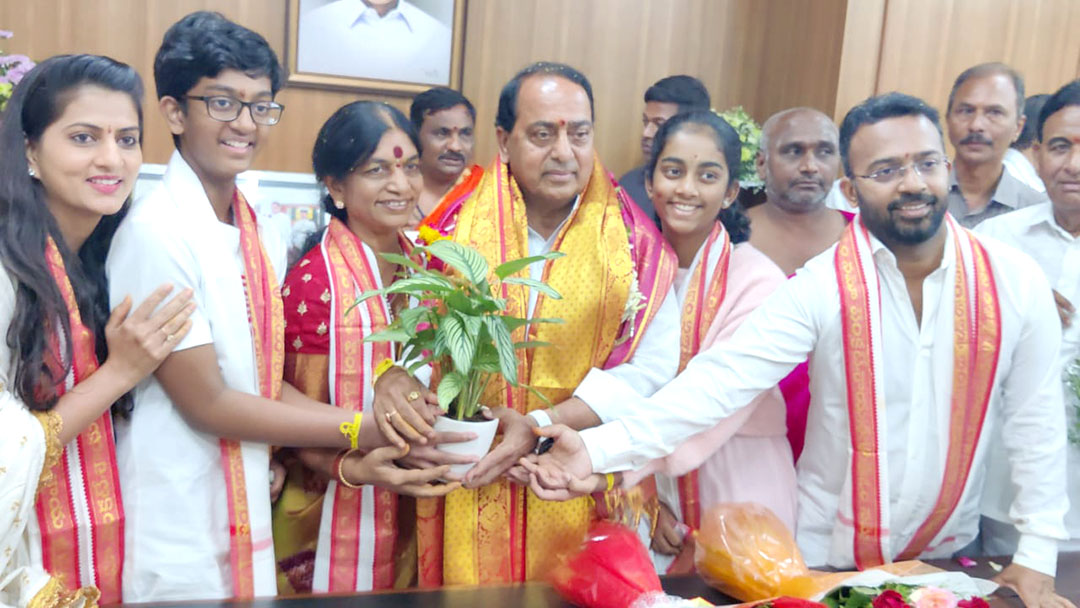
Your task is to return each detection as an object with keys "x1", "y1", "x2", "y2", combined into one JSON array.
[
  {"x1": 27, "y1": 167, "x2": 35, "y2": 178},
  {"x1": 334, "y1": 199, "x2": 345, "y2": 210}
]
